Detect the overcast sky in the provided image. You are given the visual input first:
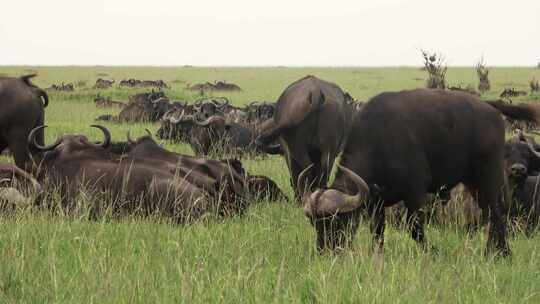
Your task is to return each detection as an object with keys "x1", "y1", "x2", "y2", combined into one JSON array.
[{"x1": 2, "y1": 0, "x2": 539, "y2": 66}]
